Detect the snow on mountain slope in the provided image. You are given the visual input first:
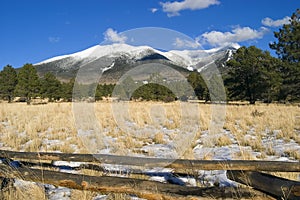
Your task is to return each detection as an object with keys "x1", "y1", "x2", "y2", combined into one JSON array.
[
  {"x1": 35, "y1": 43, "x2": 239, "y2": 73},
  {"x1": 163, "y1": 44, "x2": 239, "y2": 69},
  {"x1": 83, "y1": 43, "x2": 158, "y2": 60},
  {"x1": 37, "y1": 44, "x2": 163, "y2": 65},
  {"x1": 37, "y1": 45, "x2": 100, "y2": 65},
  {"x1": 163, "y1": 49, "x2": 209, "y2": 67}
]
